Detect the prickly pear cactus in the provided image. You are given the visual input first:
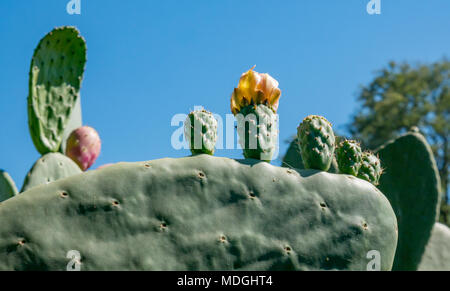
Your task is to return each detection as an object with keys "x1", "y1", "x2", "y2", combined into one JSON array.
[
  {"x1": 0, "y1": 170, "x2": 18, "y2": 202},
  {"x1": 357, "y1": 152, "x2": 382, "y2": 186},
  {"x1": 236, "y1": 104, "x2": 278, "y2": 161},
  {"x1": 418, "y1": 223, "x2": 450, "y2": 271},
  {"x1": 376, "y1": 132, "x2": 441, "y2": 270},
  {"x1": 297, "y1": 115, "x2": 335, "y2": 171},
  {"x1": 28, "y1": 26, "x2": 87, "y2": 154},
  {"x1": 21, "y1": 153, "x2": 82, "y2": 192},
  {"x1": 336, "y1": 140, "x2": 362, "y2": 176},
  {"x1": 0, "y1": 155, "x2": 398, "y2": 271},
  {"x1": 184, "y1": 109, "x2": 218, "y2": 155},
  {"x1": 282, "y1": 138, "x2": 339, "y2": 173}
]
